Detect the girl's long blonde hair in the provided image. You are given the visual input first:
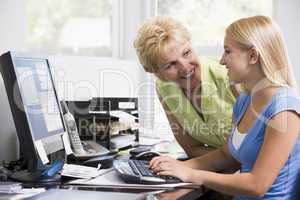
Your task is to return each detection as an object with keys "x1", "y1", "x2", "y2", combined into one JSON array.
[{"x1": 226, "y1": 15, "x2": 297, "y2": 88}]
